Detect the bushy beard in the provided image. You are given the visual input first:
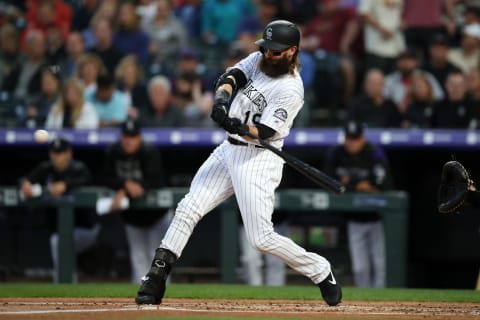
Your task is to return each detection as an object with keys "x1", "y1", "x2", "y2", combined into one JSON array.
[{"x1": 259, "y1": 54, "x2": 292, "y2": 78}]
